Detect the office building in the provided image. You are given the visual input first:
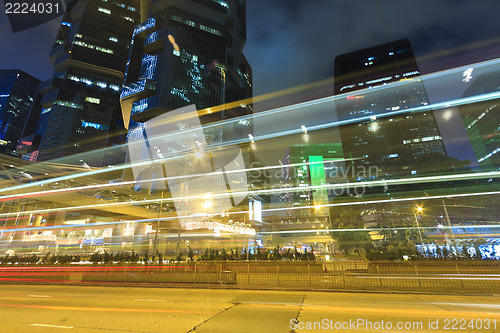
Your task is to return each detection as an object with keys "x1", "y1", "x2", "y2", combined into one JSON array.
[
  {"x1": 118, "y1": 0, "x2": 253, "y2": 249},
  {"x1": 32, "y1": 0, "x2": 141, "y2": 165},
  {"x1": 458, "y1": 72, "x2": 500, "y2": 170},
  {"x1": 281, "y1": 143, "x2": 345, "y2": 224},
  {"x1": 334, "y1": 39, "x2": 446, "y2": 178},
  {"x1": 0, "y1": 70, "x2": 40, "y2": 154},
  {"x1": 120, "y1": 0, "x2": 252, "y2": 135}
]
